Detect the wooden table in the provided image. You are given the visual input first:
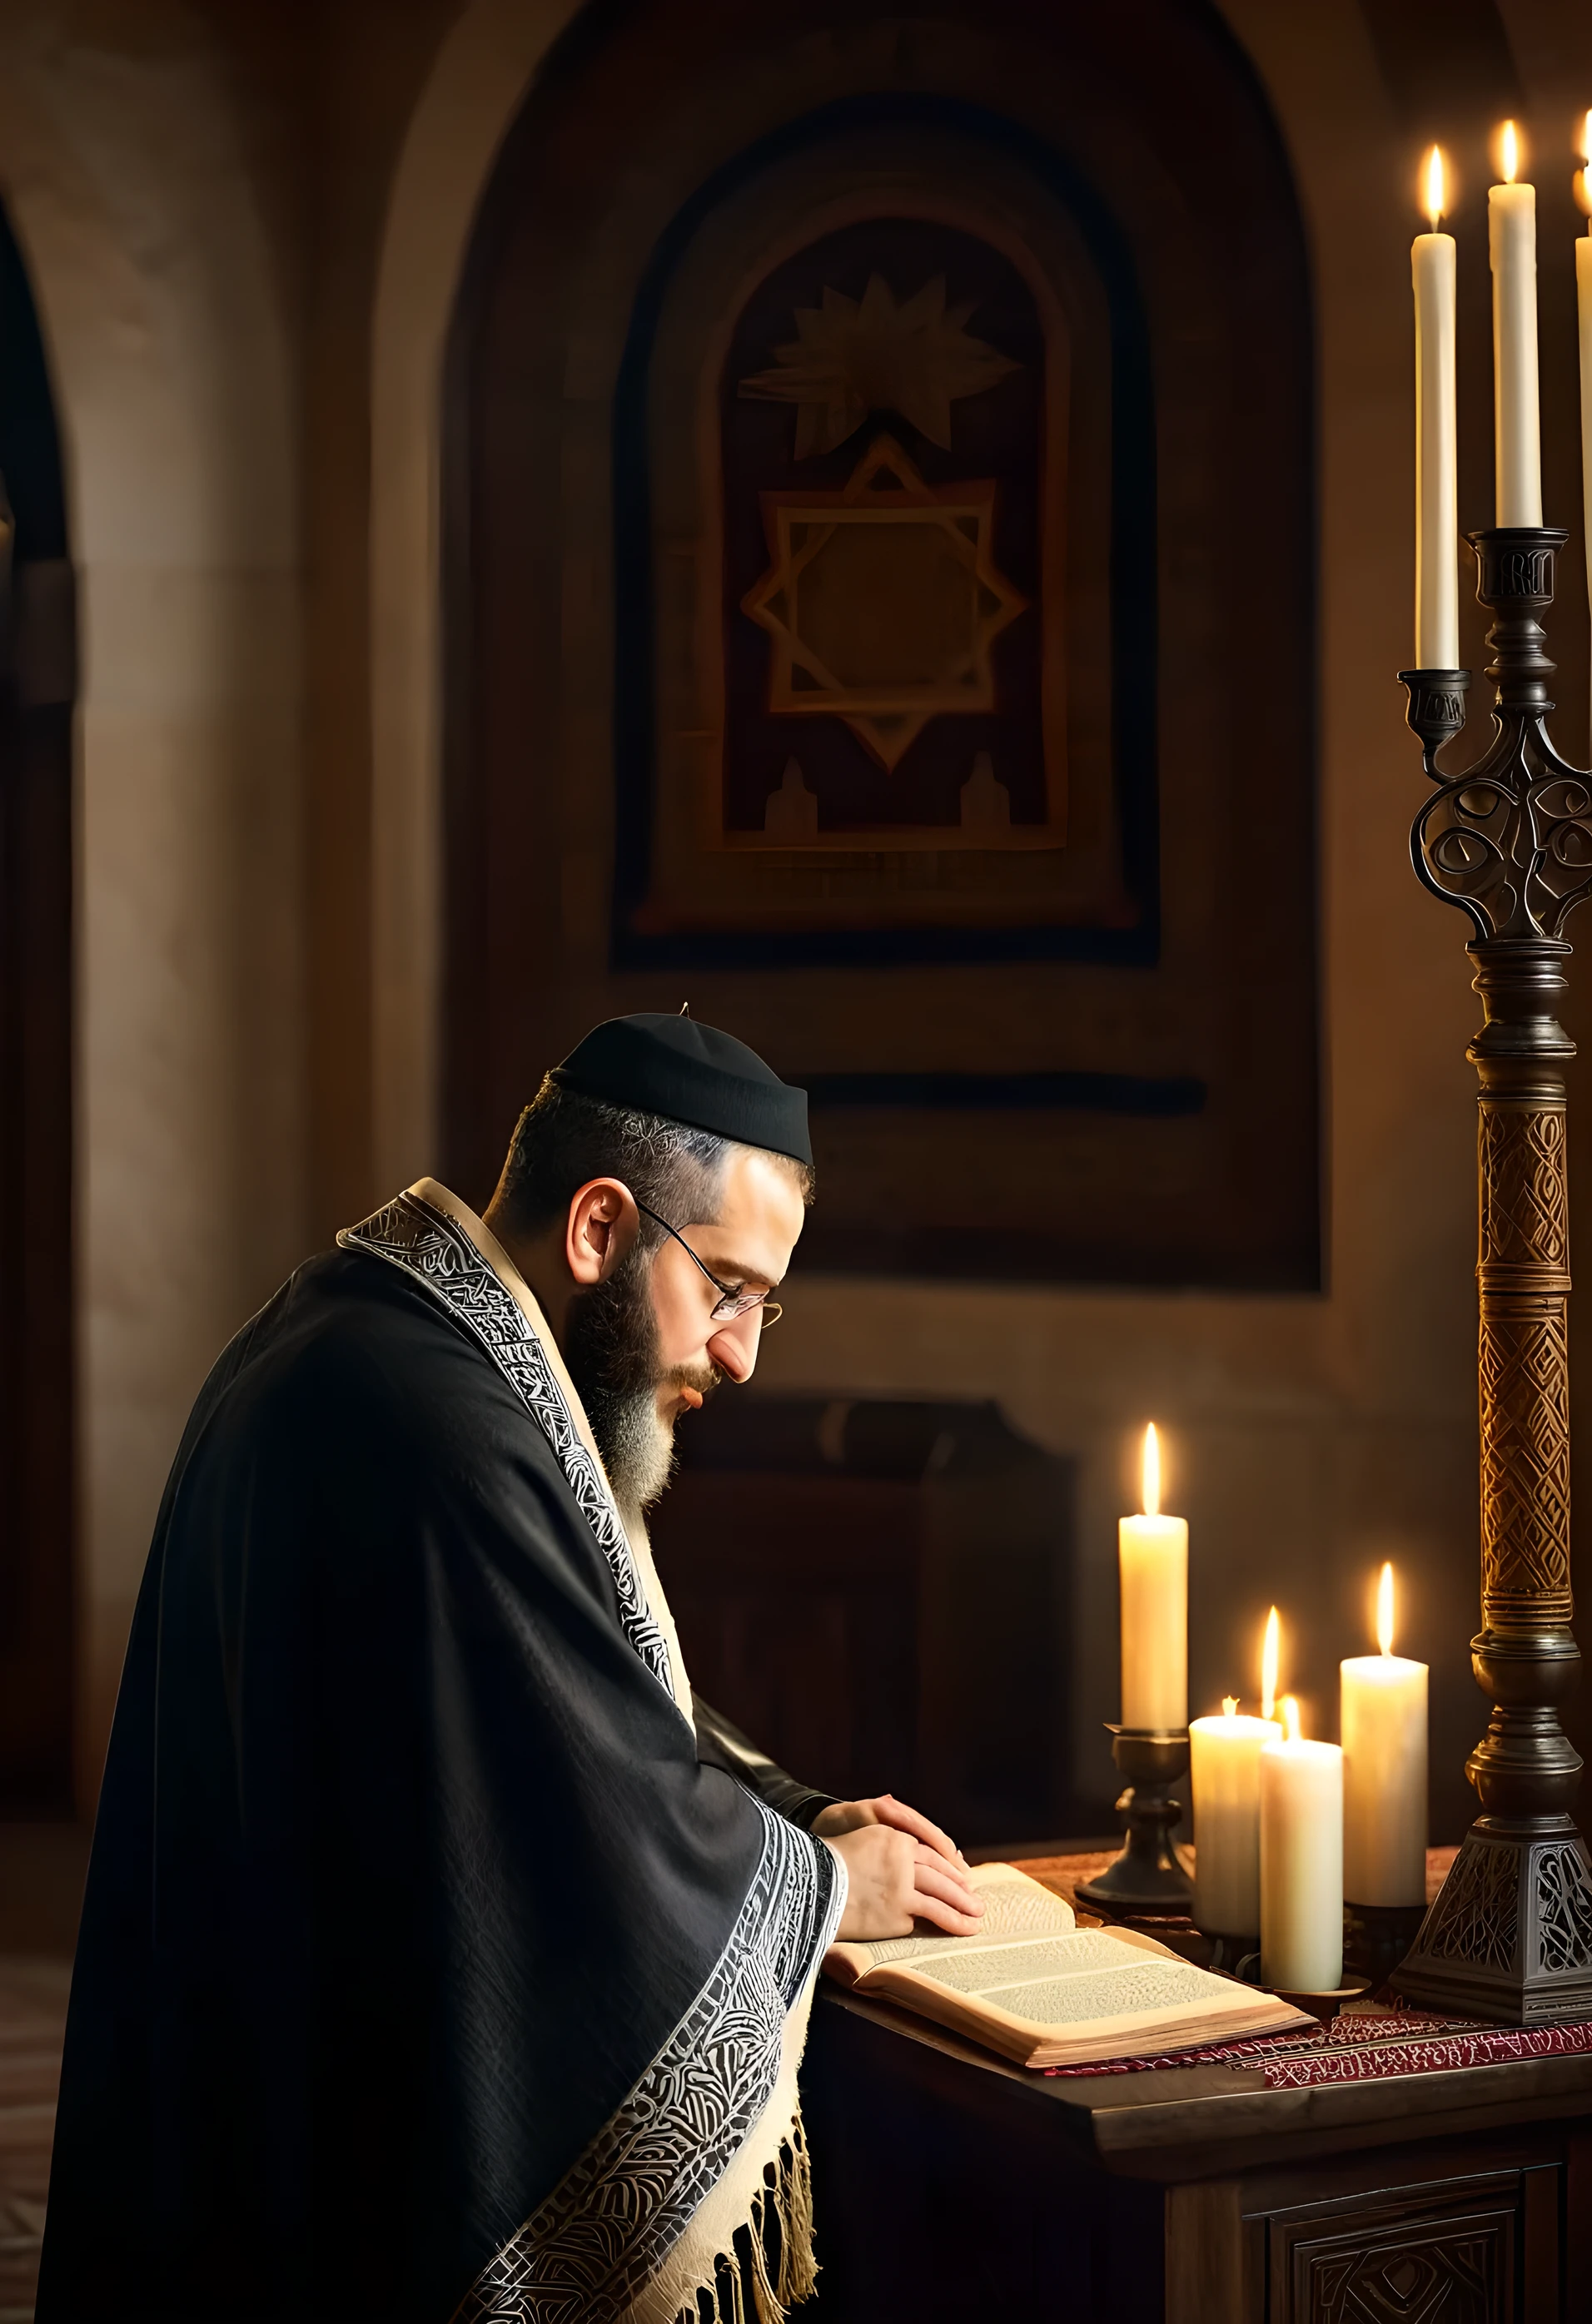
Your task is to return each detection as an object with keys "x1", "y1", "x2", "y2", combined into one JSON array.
[{"x1": 798, "y1": 1854, "x2": 1592, "y2": 2322}]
